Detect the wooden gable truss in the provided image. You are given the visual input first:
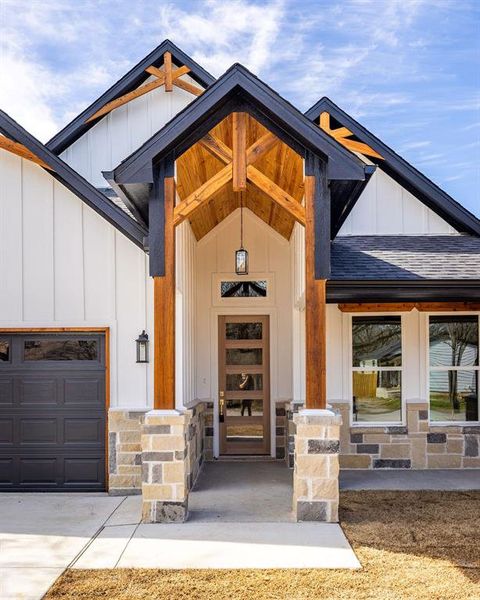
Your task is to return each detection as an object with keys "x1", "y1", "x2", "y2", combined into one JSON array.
[
  {"x1": 0, "y1": 134, "x2": 53, "y2": 170},
  {"x1": 86, "y1": 52, "x2": 205, "y2": 123},
  {"x1": 319, "y1": 111, "x2": 383, "y2": 160}
]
